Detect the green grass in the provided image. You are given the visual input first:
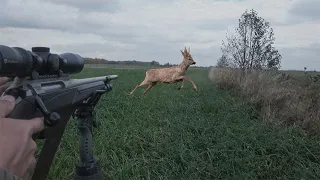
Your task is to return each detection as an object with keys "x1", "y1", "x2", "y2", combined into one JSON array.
[
  {"x1": 84, "y1": 64, "x2": 206, "y2": 70},
  {"x1": 37, "y1": 67, "x2": 320, "y2": 180}
]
